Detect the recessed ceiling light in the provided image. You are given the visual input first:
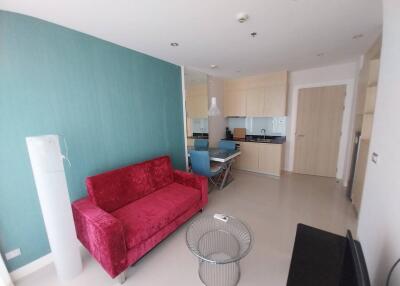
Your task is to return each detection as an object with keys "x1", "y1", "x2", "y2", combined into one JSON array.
[
  {"x1": 170, "y1": 42, "x2": 179, "y2": 47},
  {"x1": 250, "y1": 32, "x2": 257, "y2": 37},
  {"x1": 317, "y1": 53, "x2": 325, "y2": 57},
  {"x1": 352, "y1": 34, "x2": 364, "y2": 40},
  {"x1": 210, "y1": 64, "x2": 218, "y2": 69},
  {"x1": 237, "y1": 13, "x2": 249, "y2": 23}
]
